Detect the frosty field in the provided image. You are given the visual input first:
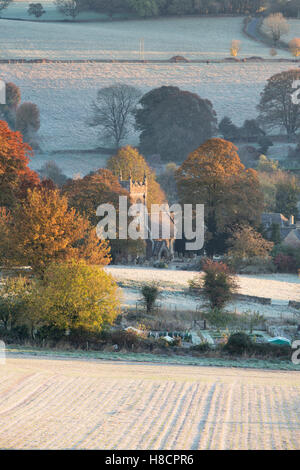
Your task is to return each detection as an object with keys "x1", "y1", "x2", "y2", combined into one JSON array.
[
  {"x1": 0, "y1": 15, "x2": 294, "y2": 60},
  {"x1": 105, "y1": 266, "x2": 300, "y2": 318},
  {"x1": 0, "y1": 61, "x2": 295, "y2": 174},
  {"x1": 0, "y1": 357, "x2": 299, "y2": 449}
]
